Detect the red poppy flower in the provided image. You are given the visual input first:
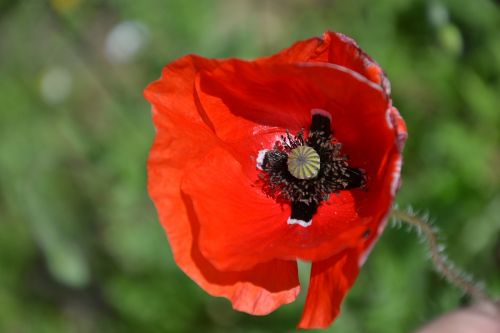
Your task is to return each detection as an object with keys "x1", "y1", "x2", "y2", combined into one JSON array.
[{"x1": 144, "y1": 31, "x2": 407, "y2": 329}]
